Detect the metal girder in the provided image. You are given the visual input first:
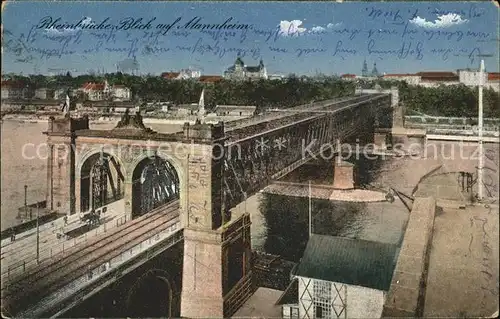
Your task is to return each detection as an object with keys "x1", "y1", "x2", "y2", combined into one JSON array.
[
  {"x1": 135, "y1": 157, "x2": 180, "y2": 216},
  {"x1": 222, "y1": 95, "x2": 391, "y2": 210}
]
